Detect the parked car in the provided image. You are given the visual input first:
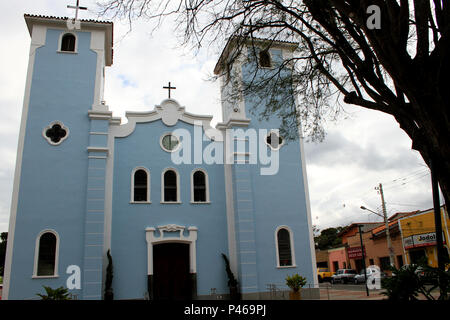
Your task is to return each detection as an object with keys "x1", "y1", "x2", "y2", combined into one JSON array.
[
  {"x1": 393, "y1": 264, "x2": 424, "y2": 277},
  {"x1": 354, "y1": 267, "x2": 387, "y2": 284},
  {"x1": 317, "y1": 268, "x2": 335, "y2": 283},
  {"x1": 331, "y1": 269, "x2": 357, "y2": 284}
]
